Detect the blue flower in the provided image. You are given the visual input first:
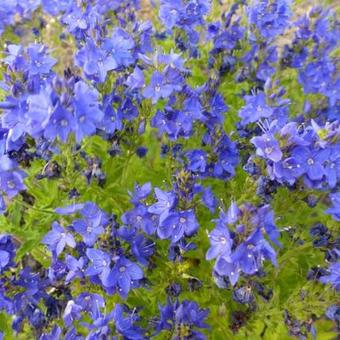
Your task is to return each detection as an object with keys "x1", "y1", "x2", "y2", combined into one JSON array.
[
  {"x1": 206, "y1": 226, "x2": 232, "y2": 260},
  {"x1": 105, "y1": 257, "x2": 144, "y2": 297},
  {"x1": 128, "y1": 182, "x2": 152, "y2": 205},
  {"x1": 102, "y1": 28, "x2": 135, "y2": 69},
  {"x1": 118, "y1": 98, "x2": 138, "y2": 121},
  {"x1": 201, "y1": 187, "x2": 217, "y2": 213},
  {"x1": 292, "y1": 146, "x2": 326, "y2": 182},
  {"x1": 159, "y1": 0, "x2": 183, "y2": 29},
  {"x1": 158, "y1": 210, "x2": 199, "y2": 243},
  {"x1": 62, "y1": 5, "x2": 88, "y2": 35},
  {"x1": 2, "y1": 45, "x2": 26, "y2": 71},
  {"x1": 65, "y1": 255, "x2": 86, "y2": 283},
  {"x1": 234, "y1": 230, "x2": 277, "y2": 275},
  {"x1": 0, "y1": 168, "x2": 26, "y2": 198},
  {"x1": 44, "y1": 103, "x2": 75, "y2": 142},
  {"x1": 42, "y1": 222, "x2": 76, "y2": 256},
  {"x1": 226, "y1": 201, "x2": 240, "y2": 224},
  {"x1": 75, "y1": 292, "x2": 105, "y2": 320},
  {"x1": 143, "y1": 70, "x2": 183, "y2": 104},
  {"x1": 39, "y1": 325, "x2": 62, "y2": 340},
  {"x1": 122, "y1": 204, "x2": 156, "y2": 235},
  {"x1": 0, "y1": 234, "x2": 16, "y2": 274},
  {"x1": 298, "y1": 58, "x2": 335, "y2": 95},
  {"x1": 73, "y1": 219, "x2": 104, "y2": 246},
  {"x1": 238, "y1": 93, "x2": 273, "y2": 125},
  {"x1": 207, "y1": 203, "x2": 279, "y2": 286},
  {"x1": 212, "y1": 134, "x2": 239, "y2": 179},
  {"x1": 41, "y1": 0, "x2": 71, "y2": 15},
  {"x1": 113, "y1": 304, "x2": 145, "y2": 338},
  {"x1": 157, "y1": 299, "x2": 209, "y2": 339},
  {"x1": 73, "y1": 81, "x2": 104, "y2": 142},
  {"x1": 85, "y1": 248, "x2": 111, "y2": 286},
  {"x1": 131, "y1": 234, "x2": 155, "y2": 266},
  {"x1": 55, "y1": 203, "x2": 85, "y2": 215},
  {"x1": 323, "y1": 147, "x2": 340, "y2": 188},
  {"x1": 258, "y1": 205, "x2": 281, "y2": 246},
  {"x1": 148, "y1": 188, "x2": 176, "y2": 222},
  {"x1": 326, "y1": 193, "x2": 340, "y2": 221},
  {"x1": 75, "y1": 39, "x2": 117, "y2": 83},
  {"x1": 325, "y1": 305, "x2": 340, "y2": 324},
  {"x1": 63, "y1": 300, "x2": 83, "y2": 327},
  {"x1": 99, "y1": 94, "x2": 123, "y2": 134},
  {"x1": 186, "y1": 150, "x2": 207, "y2": 173},
  {"x1": 159, "y1": 0, "x2": 210, "y2": 31},
  {"x1": 320, "y1": 262, "x2": 340, "y2": 291},
  {"x1": 27, "y1": 44, "x2": 56, "y2": 76},
  {"x1": 272, "y1": 157, "x2": 305, "y2": 185},
  {"x1": 25, "y1": 89, "x2": 54, "y2": 138},
  {"x1": 251, "y1": 133, "x2": 283, "y2": 162},
  {"x1": 213, "y1": 22, "x2": 245, "y2": 51},
  {"x1": 125, "y1": 66, "x2": 145, "y2": 90},
  {"x1": 0, "y1": 195, "x2": 5, "y2": 214},
  {"x1": 48, "y1": 258, "x2": 68, "y2": 282}
]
